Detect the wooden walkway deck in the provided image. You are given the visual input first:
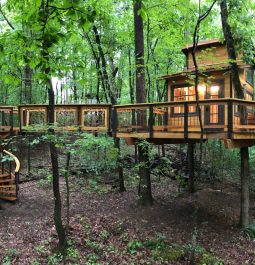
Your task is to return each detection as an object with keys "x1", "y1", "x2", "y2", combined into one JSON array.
[{"x1": 0, "y1": 100, "x2": 255, "y2": 146}]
